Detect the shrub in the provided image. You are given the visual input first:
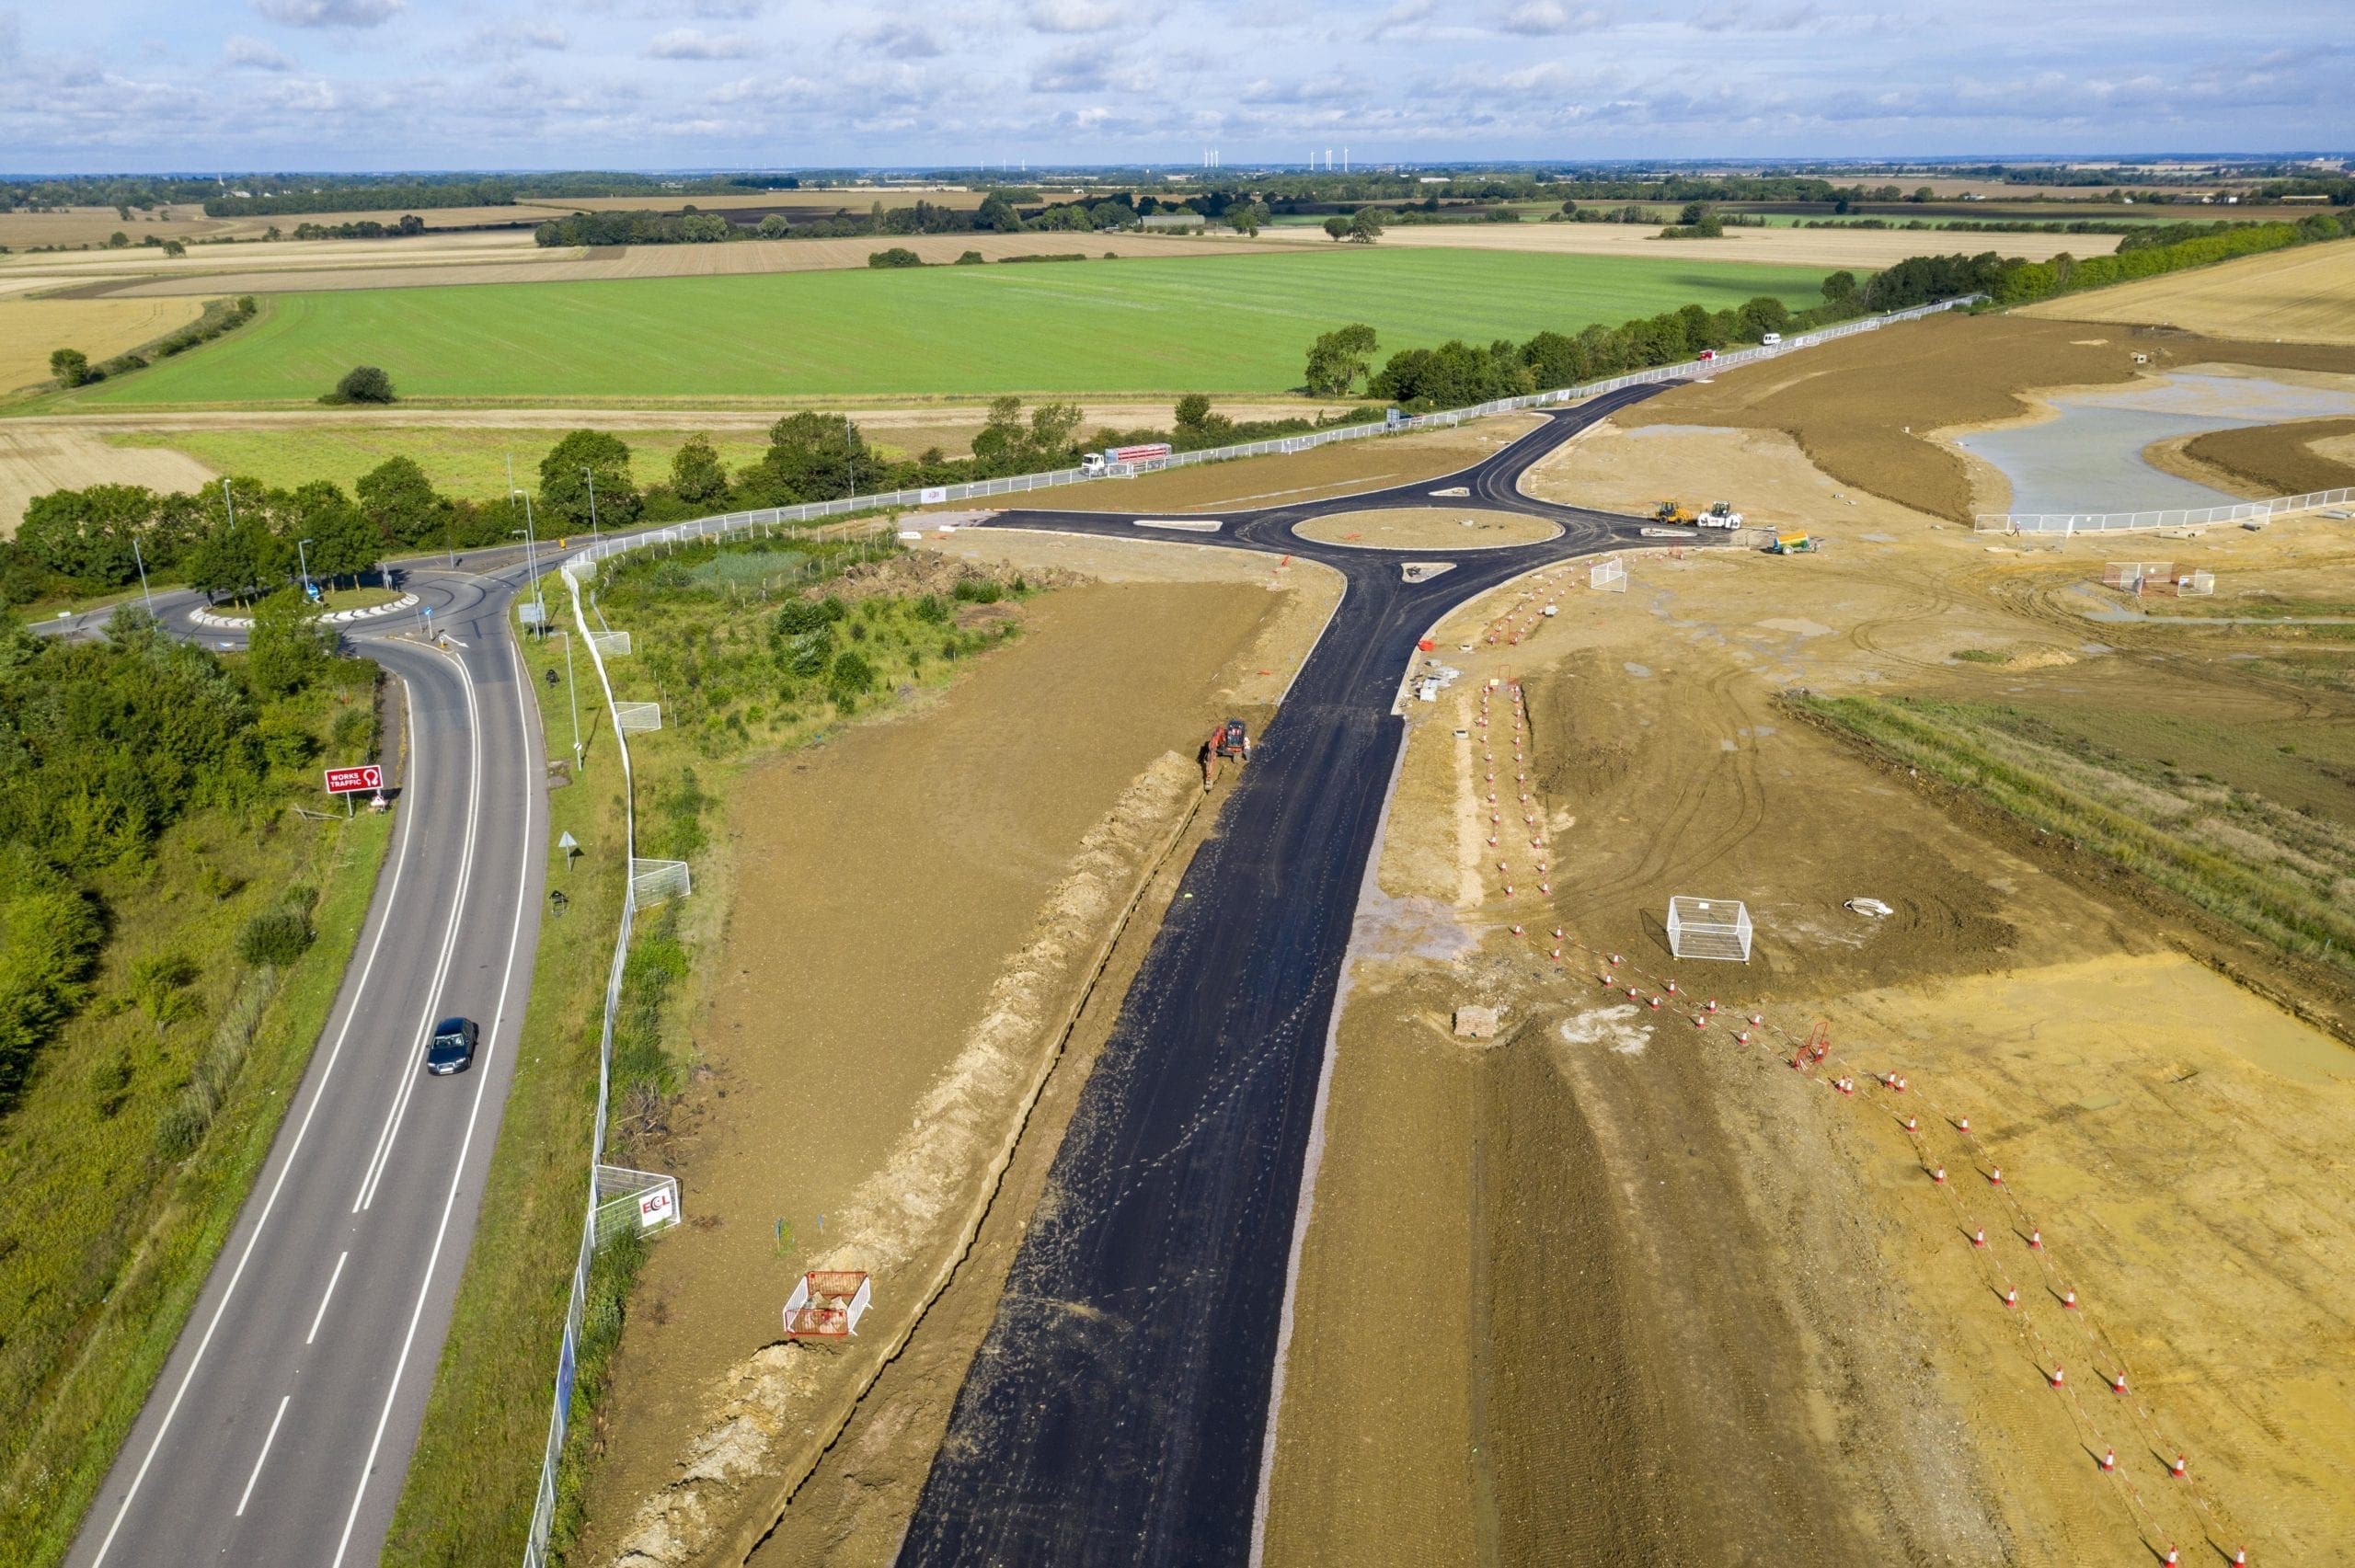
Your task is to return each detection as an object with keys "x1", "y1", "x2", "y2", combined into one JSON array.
[
  {"x1": 955, "y1": 249, "x2": 984, "y2": 264},
  {"x1": 332, "y1": 364, "x2": 396, "y2": 405},
  {"x1": 952, "y1": 578, "x2": 1003, "y2": 604},
  {"x1": 49, "y1": 348, "x2": 91, "y2": 387},
  {"x1": 236, "y1": 909, "x2": 313, "y2": 967},
  {"x1": 773, "y1": 596, "x2": 844, "y2": 636},
  {"x1": 781, "y1": 628, "x2": 833, "y2": 677},
  {"x1": 867, "y1": 247, "x2": 924, "y2": 269},
  {"x1": 913, "y1": 593, "x2": 949, "y2": 623},
  {"x1": 830, "y1": 648, "x2": 876, "y2": 693}
]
